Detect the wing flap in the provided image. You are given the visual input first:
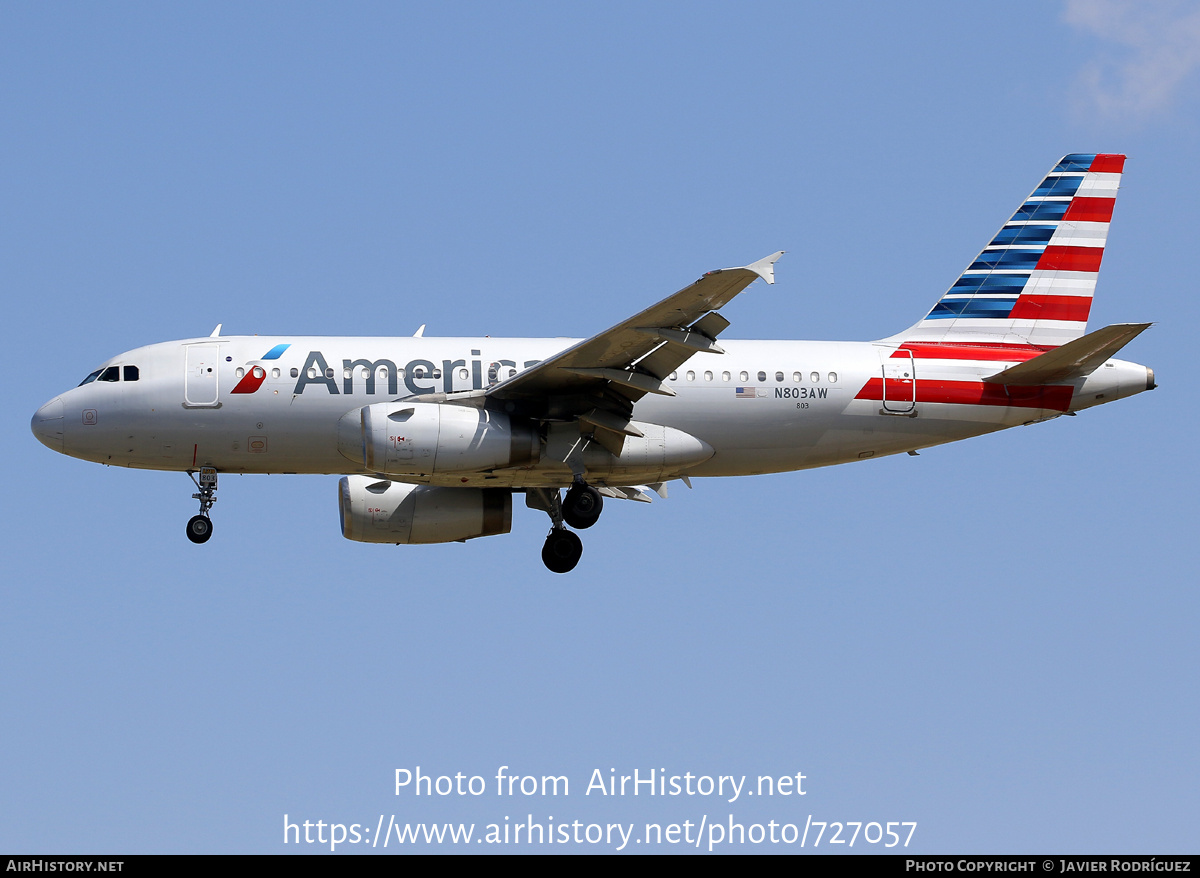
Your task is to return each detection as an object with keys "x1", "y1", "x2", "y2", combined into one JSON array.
[
  {"x1": 560, "y1": 367, "x2": 676, "y2": 396},
  {"x1": 597, "y1": 485, "x2": 655, "y2": 503},
  {"x1": 587, "y1": 424, "x2": 629, "y2": 456},
  {"x1": 579, "y1": 407, "x2": 645, "y2": 438}
]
